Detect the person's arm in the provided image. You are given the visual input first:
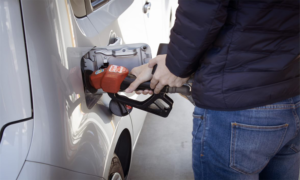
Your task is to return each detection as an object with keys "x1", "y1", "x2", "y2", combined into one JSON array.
[
  {"x1": 125, "y1": 0, "x2": 229, "y2": 94},
  {"x1": 166, "y1": 0, "x2": 230, "y2": 78}
]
